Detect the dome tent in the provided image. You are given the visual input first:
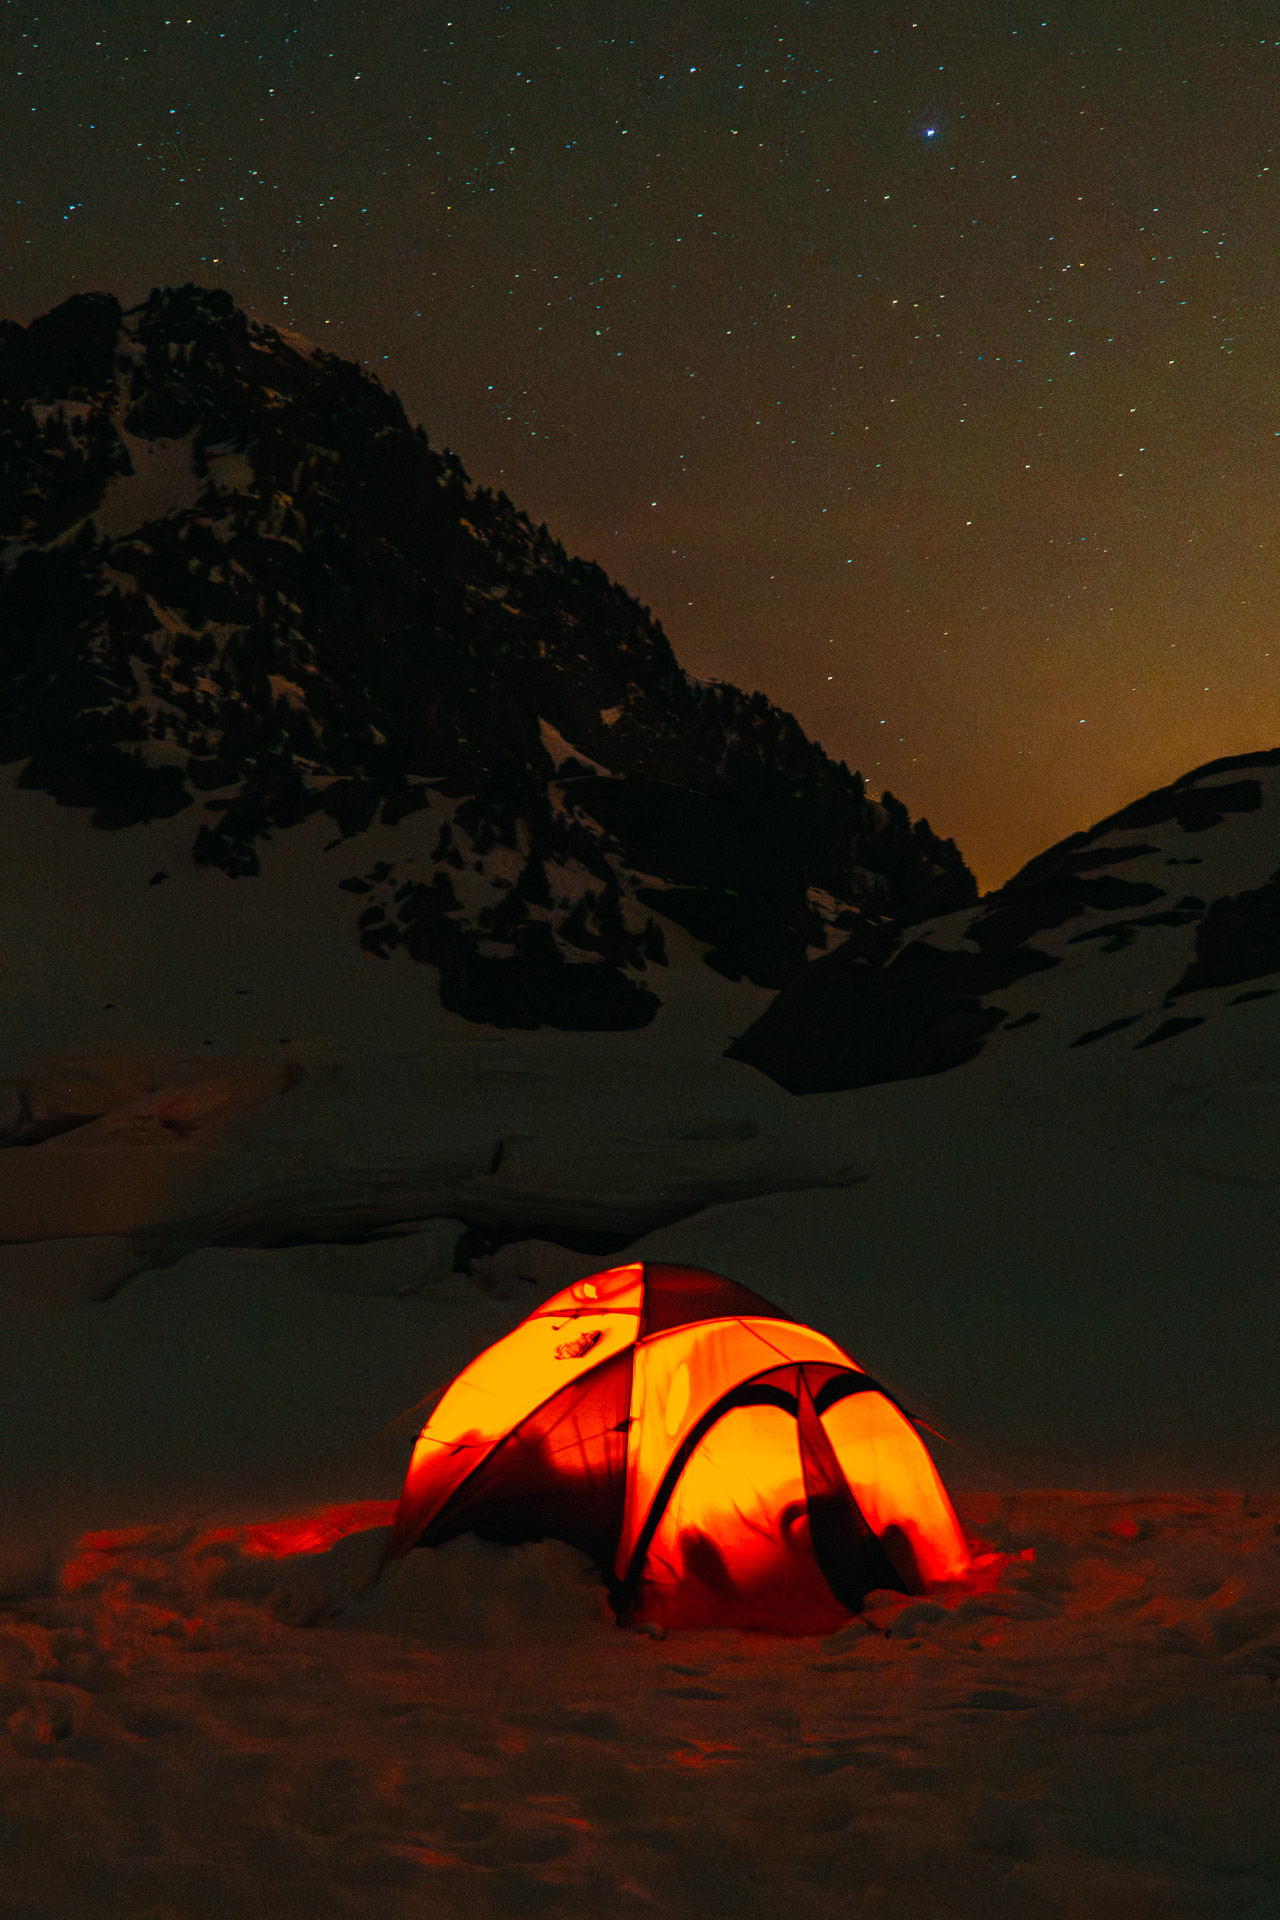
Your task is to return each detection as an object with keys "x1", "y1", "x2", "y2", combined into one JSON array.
[{"x1": 385, "y1": 1262, "x2": 969, "y2": 1633}]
